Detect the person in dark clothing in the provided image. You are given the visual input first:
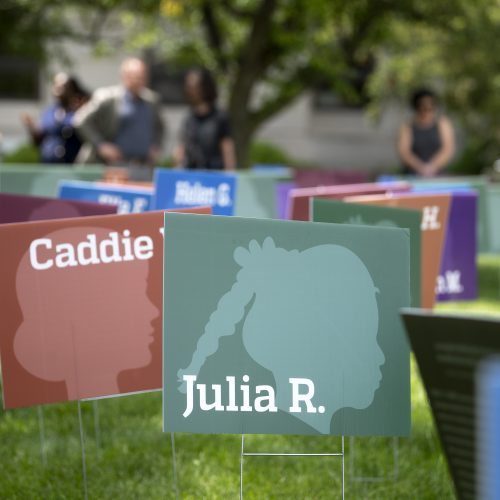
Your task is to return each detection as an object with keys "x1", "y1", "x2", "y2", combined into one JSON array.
[
  {"x1": 174, "y1": 68, "x2": 236, "y2": 171},
  {"x1": 21, "y1": 73, "x2": 89, "y2": 164},
  {"x1": 398, "y1": 88, "x2": 455, "y2": 176}
]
